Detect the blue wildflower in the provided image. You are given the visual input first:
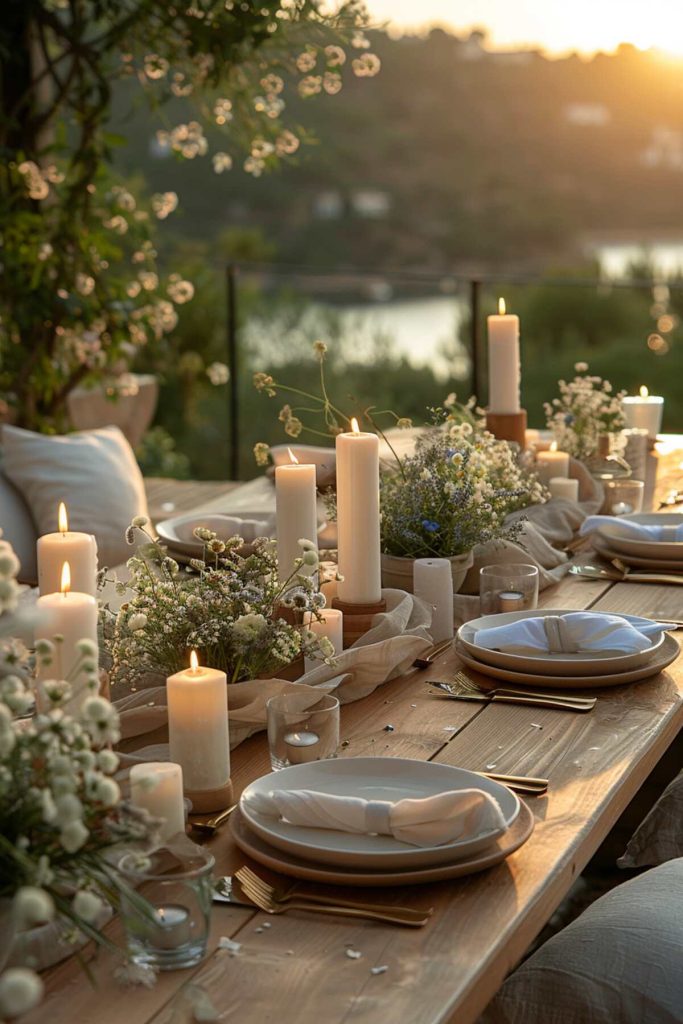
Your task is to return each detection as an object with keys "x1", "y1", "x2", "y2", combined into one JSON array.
[{"x1": 421, "y1": 519, "x2": 440, "y2": 533}]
